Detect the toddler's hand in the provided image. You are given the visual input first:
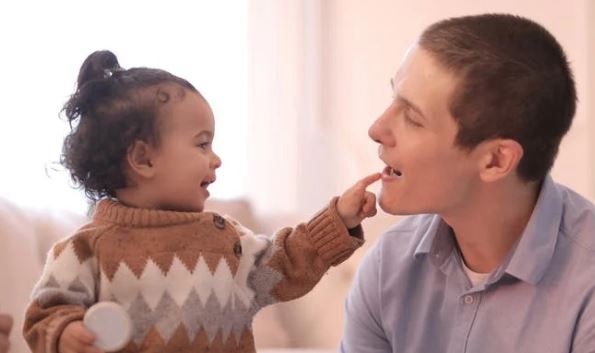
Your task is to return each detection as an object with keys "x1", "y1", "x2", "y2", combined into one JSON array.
[
  {"x1": 0, "y1": 314, "x2": 12, "y2": 353},
  {"x1": 59, "y1": 321, "x2": 104, "y2": 353},
  {"x1": 337, "y1": 173, "x2": 381, "y2": 229}
]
